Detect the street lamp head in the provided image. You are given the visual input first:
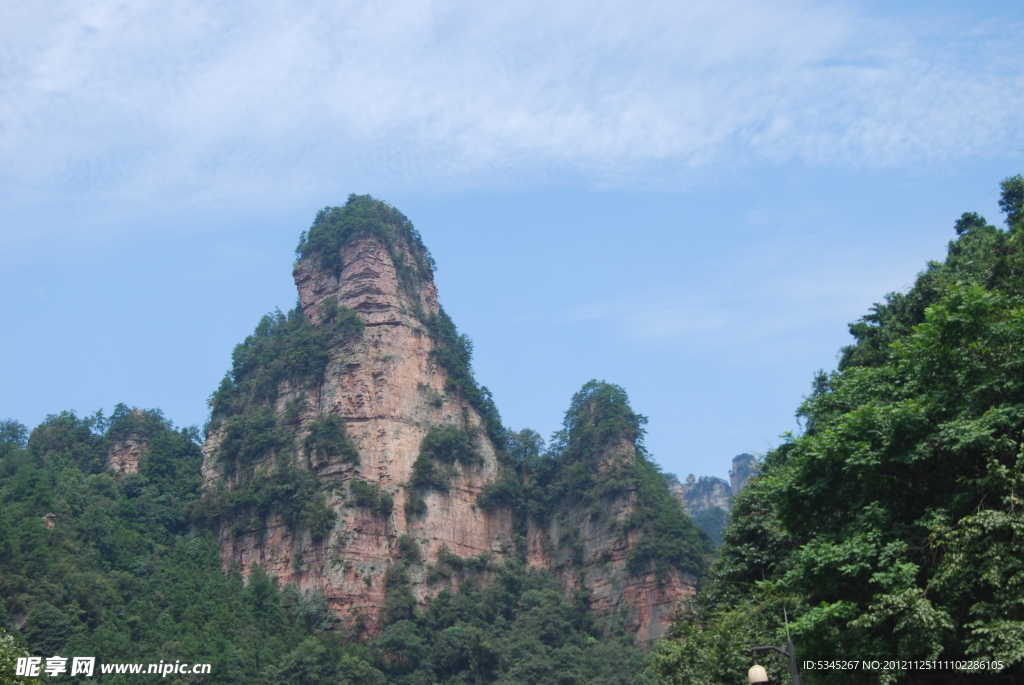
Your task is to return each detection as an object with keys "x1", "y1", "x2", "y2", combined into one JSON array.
[{"x1": 748, "y1": 664, "x2": 769, "y2": 683}]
